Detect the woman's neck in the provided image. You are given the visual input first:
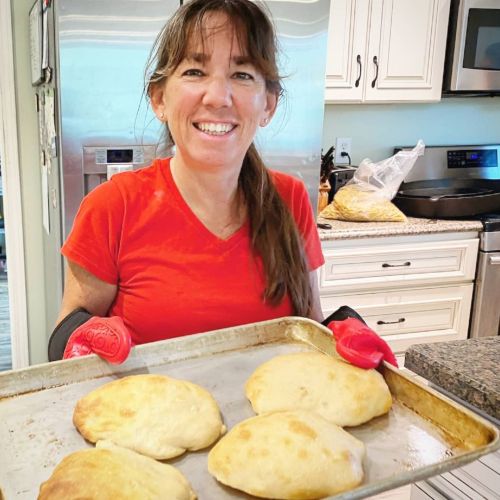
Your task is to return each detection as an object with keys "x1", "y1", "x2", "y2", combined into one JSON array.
[{"x1": 170, "y1": 155, "x2": 246, "y2": 239}]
